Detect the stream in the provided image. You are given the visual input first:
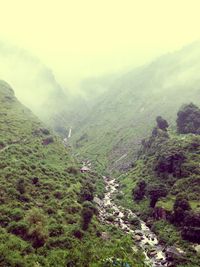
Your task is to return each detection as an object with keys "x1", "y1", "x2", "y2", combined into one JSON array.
[{"x1": 94, "y1": 176, "x2": 172, "y2": 267}]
